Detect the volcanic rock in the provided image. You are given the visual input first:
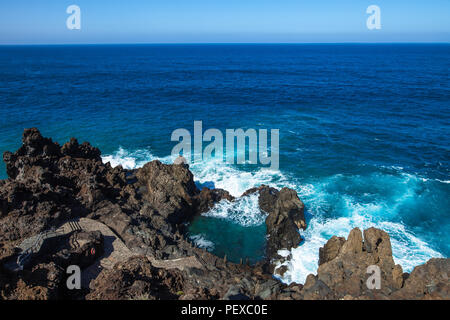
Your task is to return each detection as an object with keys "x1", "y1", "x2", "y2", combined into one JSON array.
[
  {"x1": 86, "y1": 256, "x2": 184, "y2": 300},
  {"x1": 196, "y1": 187, "x2": 234, "y2": 214},
  {"x1": 136, "y1": 160, "x2": 199, "y2": 224},
  {"x1": 244, "y1": 185, "x2": 306, "y2": 260},
  {"x1": 0, "y1": 128, "x2": 448, "y2": 301},
  {"x1": 390, "y1": 258, "x2": 449, "y2": 300},
  {"x1": 299, "y1": 227, "x2": 405, "y2": 299}
]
